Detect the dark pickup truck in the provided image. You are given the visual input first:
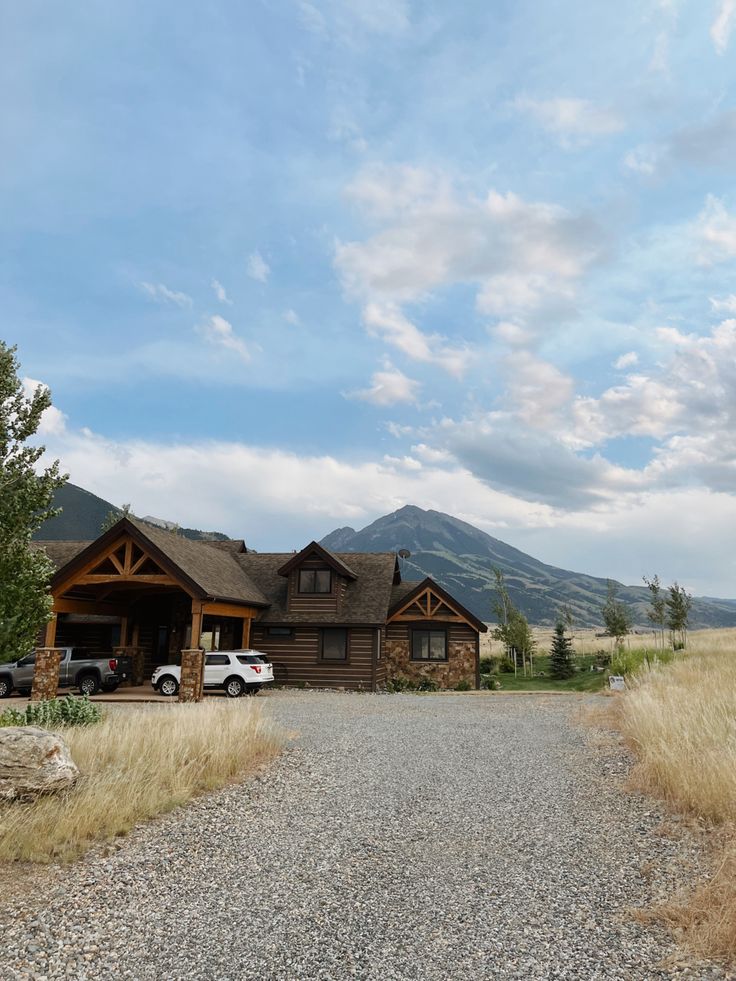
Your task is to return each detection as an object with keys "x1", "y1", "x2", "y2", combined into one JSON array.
[{"x1": 0, "y1": 648, "x2": 132, "y2": 698}]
